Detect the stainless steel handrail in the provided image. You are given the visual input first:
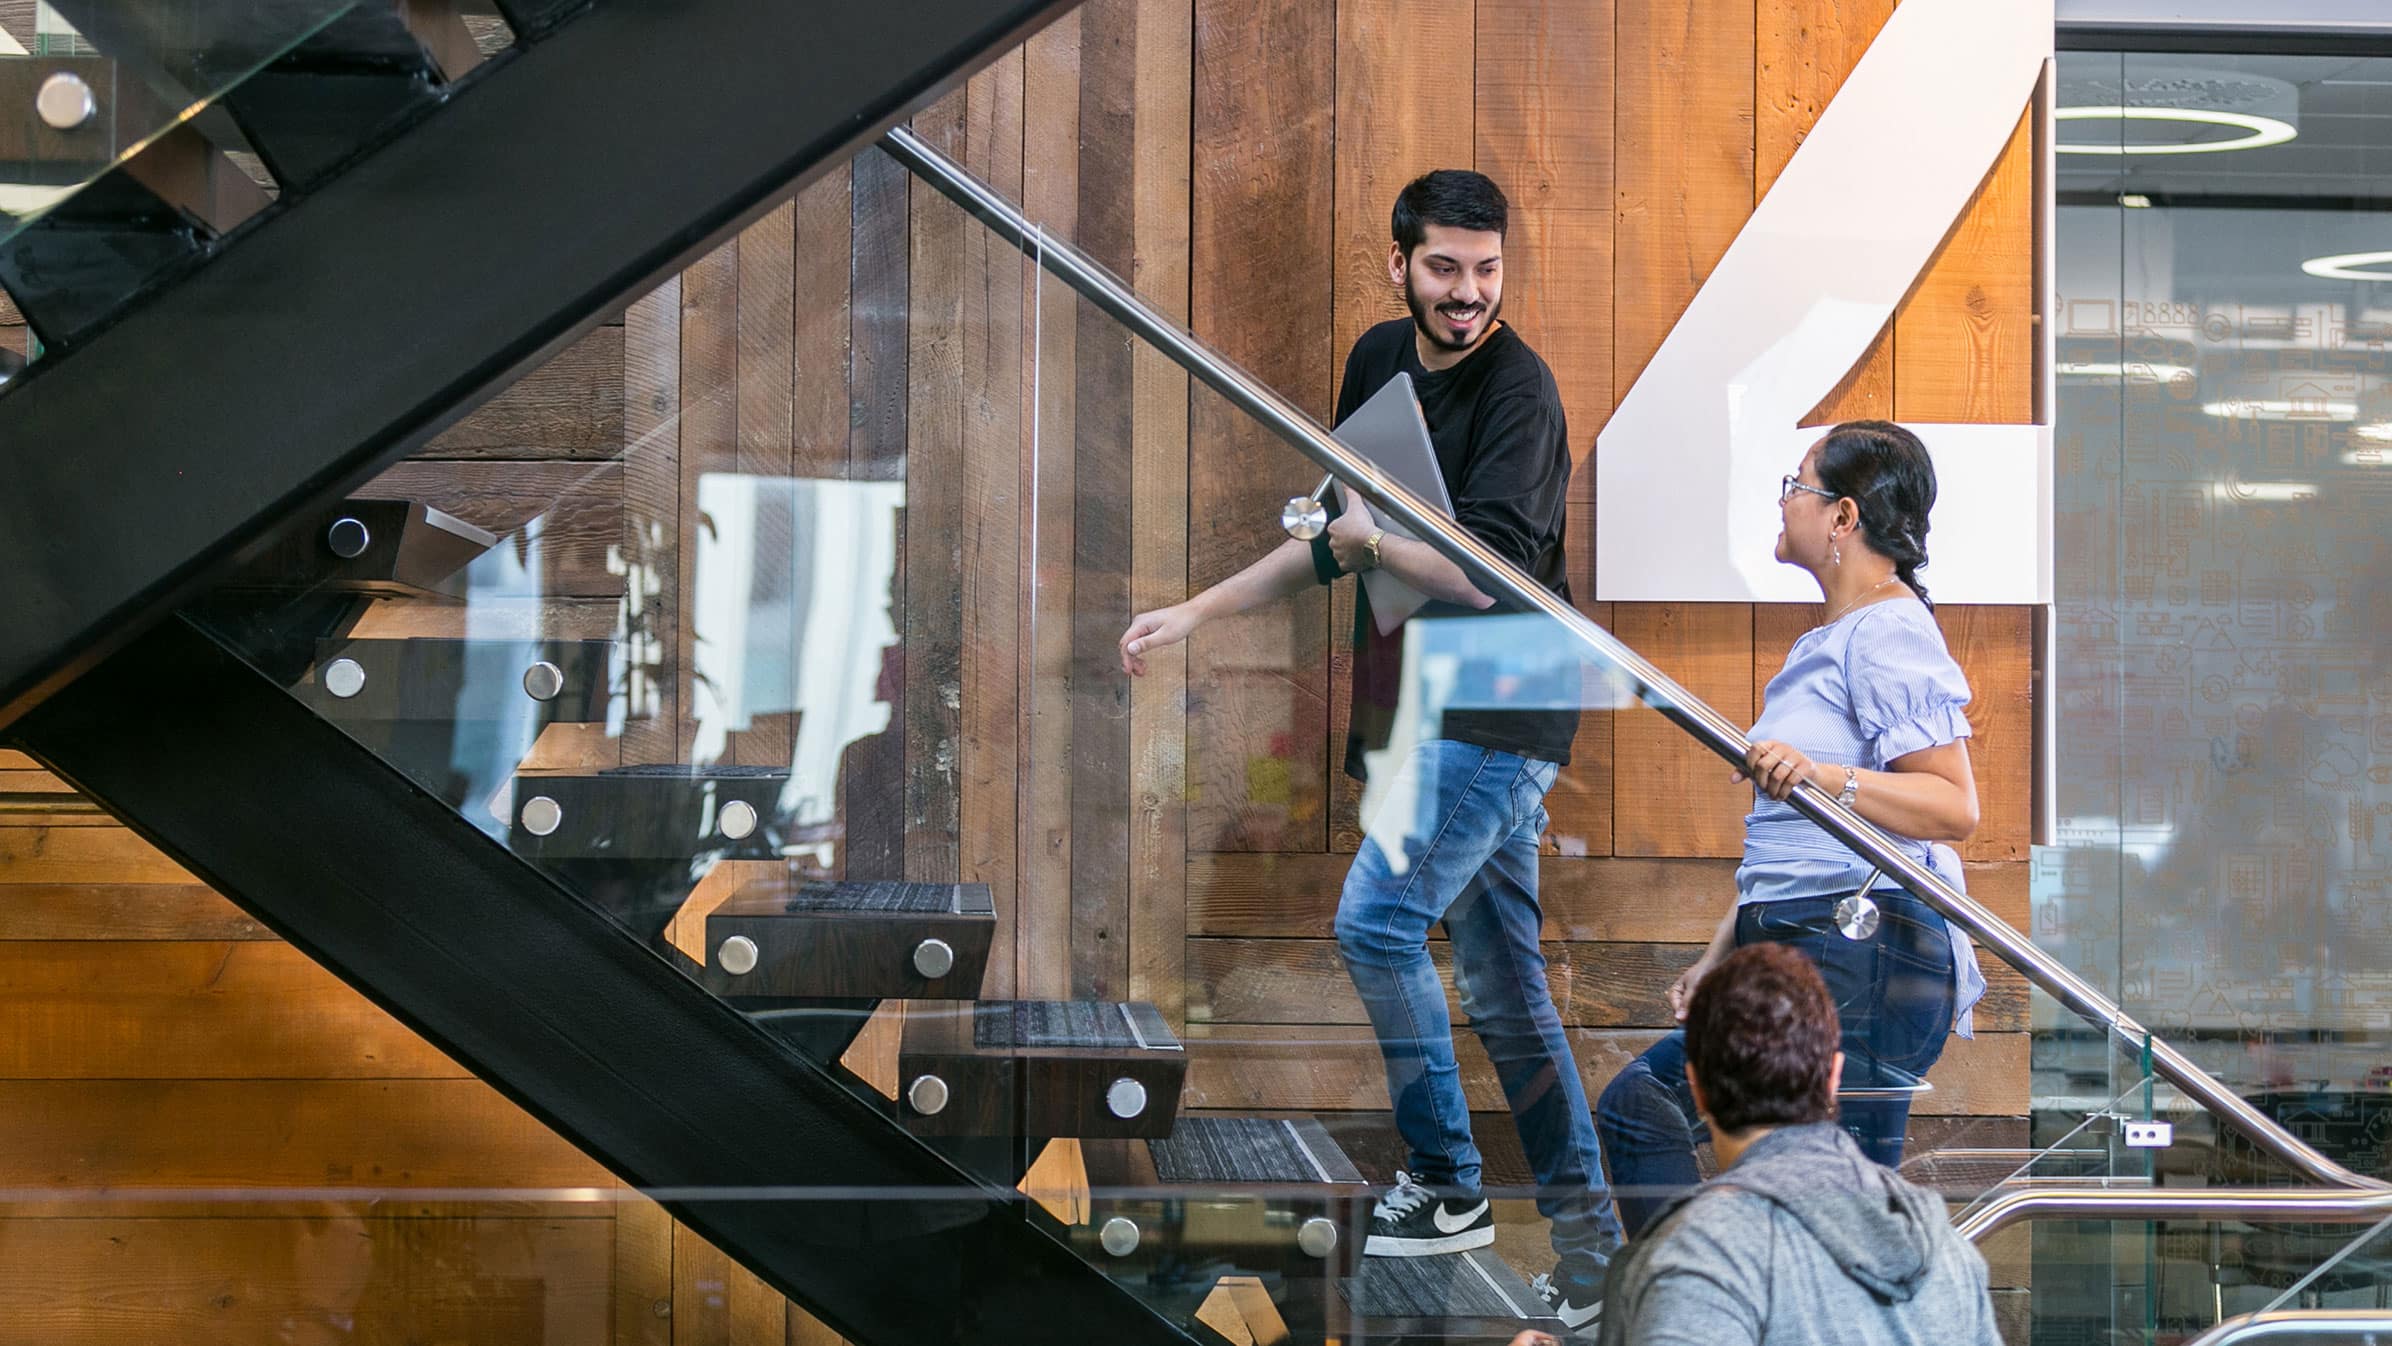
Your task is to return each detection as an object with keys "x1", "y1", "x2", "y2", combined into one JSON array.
[
  {"x1": 877, "y1": 126, "x2": 2388, "y2": 1194},
  {"x1": 1960, "y1": 1188, "x2": 2392, "y2": 1242},
  {"x1": 2186, "y1": 1312, "x2": 2392, "y2": 1345}
]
